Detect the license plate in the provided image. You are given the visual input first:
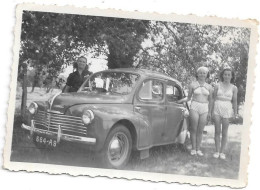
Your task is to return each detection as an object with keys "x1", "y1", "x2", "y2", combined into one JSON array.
[{"x1": 35, "y1": 135, "x2": 57, "y2": 147}]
